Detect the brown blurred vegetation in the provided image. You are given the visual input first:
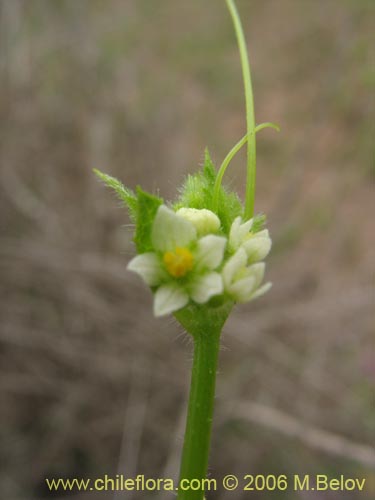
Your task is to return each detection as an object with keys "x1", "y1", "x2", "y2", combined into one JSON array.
[{"x1": 0, "y1": 0, "x2": 374, "y2": 499}]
